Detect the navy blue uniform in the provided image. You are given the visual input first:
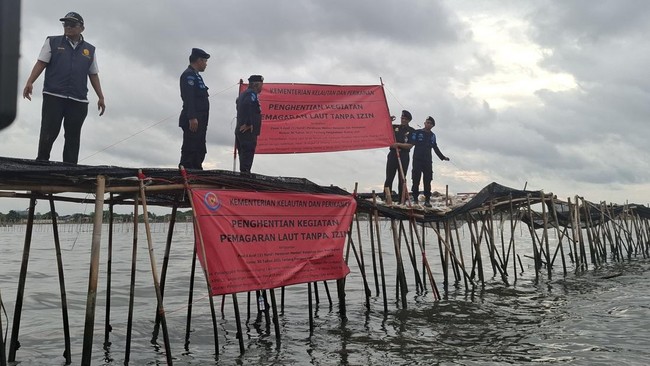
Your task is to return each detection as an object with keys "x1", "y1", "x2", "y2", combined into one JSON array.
[
  {"x1": 409, "y1": 129, "x2": 447, "y2": 202},
  {"x1": 384, "y1": 124, "x2": 415, "y2": 199},
  {"x1": 235, "y1": 87, "x2": 262, "y2": 173},
  {"x1": 179, "y1": 65, "x2": 209, "y2": 169}
]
